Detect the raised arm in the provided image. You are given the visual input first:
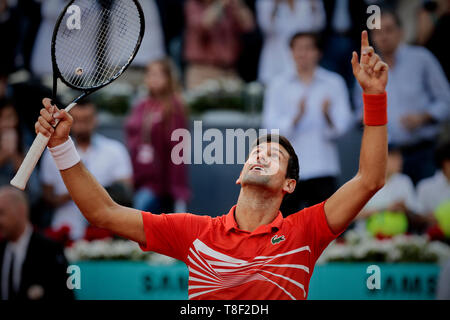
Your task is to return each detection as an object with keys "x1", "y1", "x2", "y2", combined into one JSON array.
[
  {"x1": 324, "y1": 31, "x2": 389, "y2": 234},
  {"x1": 35, "y1": 98, "x2": 146, "y2": 245}
]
